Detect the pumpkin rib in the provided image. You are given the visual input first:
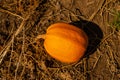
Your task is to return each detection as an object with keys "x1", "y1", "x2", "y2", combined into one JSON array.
[
  {"x1": 44, "y1": 34, "x2": 87, "y2": 63},
  {"x1": 46, "y1": 26, "x2": 88, "y2": 48},
  {"x1": 47, "y1": 23, "x2": 88, "y2": 45},
  {"x1": 44, "y1": 43, "x2": 86, "y2": 63},
  {"x1": 45, "y1": 33, "x2": 87, "y2": 47},
  {"x1": 46, "y1": 32, "x2": 88, "y2": 48},
  {"x1": 47, "y1": 23, "x2": 82, "y2": 34}
]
